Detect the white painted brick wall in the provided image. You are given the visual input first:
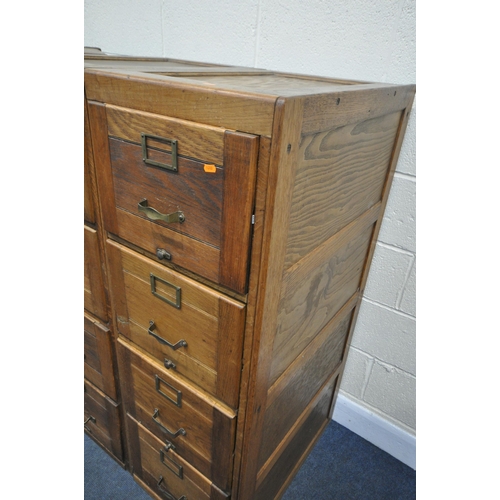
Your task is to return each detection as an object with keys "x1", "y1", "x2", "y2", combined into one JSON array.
[{"x1": 85, "y1": 0, "x2": 416, "y2": 447}]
